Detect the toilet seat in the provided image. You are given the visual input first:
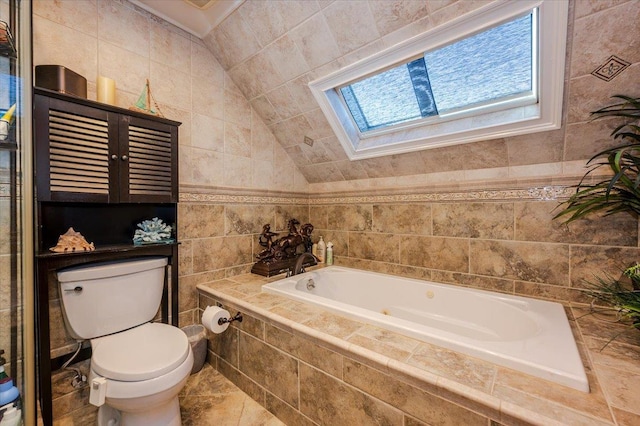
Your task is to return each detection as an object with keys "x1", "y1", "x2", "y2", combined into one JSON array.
[
  {"x1": 91, "y1": 322, "x2": 189, "y2": 381},
  {"x1": 90, "y1": 347, "x2": 194, "y2": 401}
]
